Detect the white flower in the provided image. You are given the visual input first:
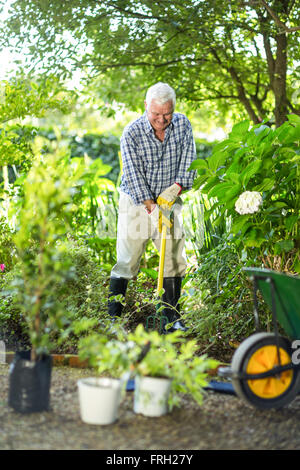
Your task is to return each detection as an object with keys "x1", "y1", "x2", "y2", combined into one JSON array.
[{"x1": 235, "y1": 191, "x2": 263, "y2": 215}]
